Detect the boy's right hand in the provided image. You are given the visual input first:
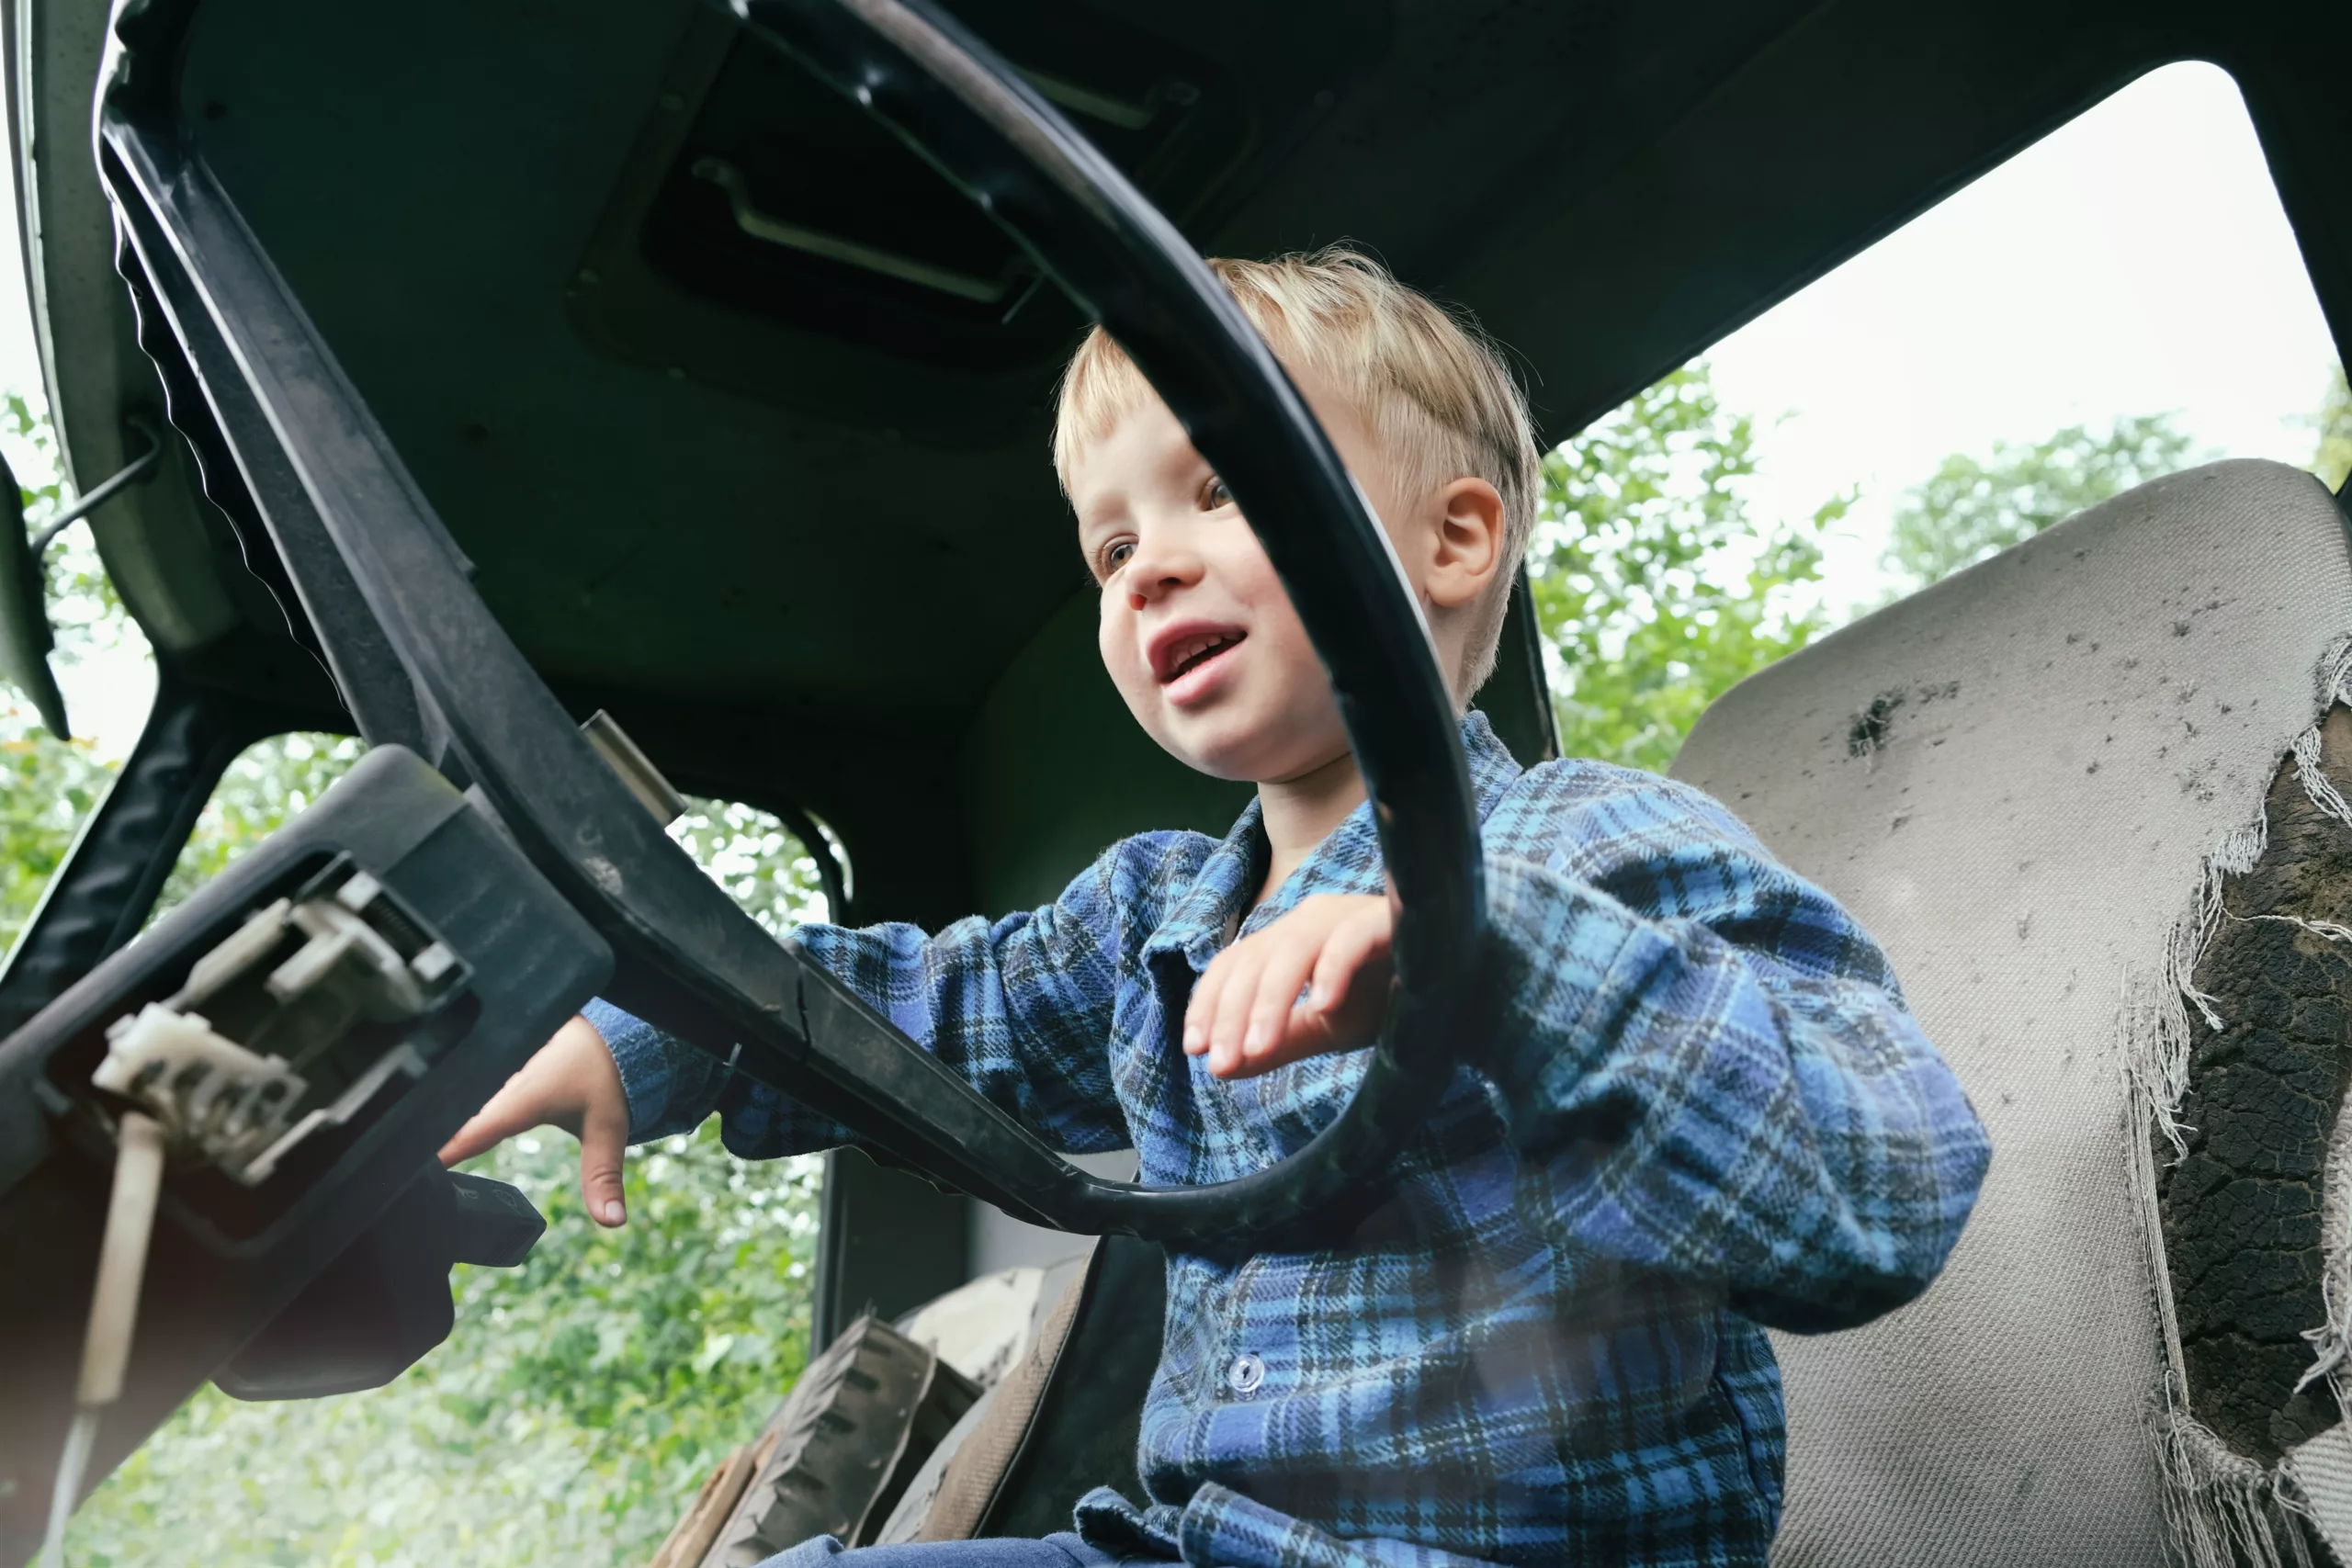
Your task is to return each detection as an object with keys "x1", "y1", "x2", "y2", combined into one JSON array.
[{"x1": 439, "y1": 1012, "x2": 633, "y2": 1227}]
